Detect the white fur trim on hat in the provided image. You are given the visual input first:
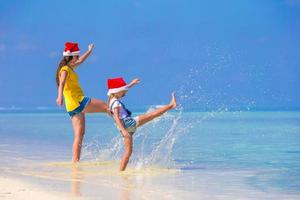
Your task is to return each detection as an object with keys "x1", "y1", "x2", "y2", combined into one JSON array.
[
  {"x1": 107, "y1": 85, "x2": 128, "y2": 96},
  {"x1": 63, "y1": 50, "x2": 80, "y2": 57}
]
